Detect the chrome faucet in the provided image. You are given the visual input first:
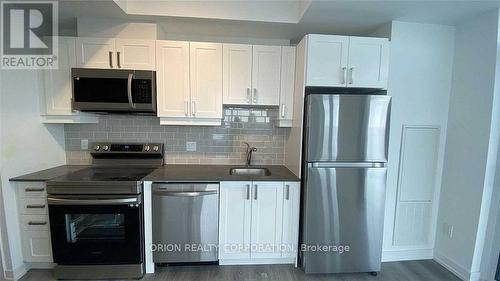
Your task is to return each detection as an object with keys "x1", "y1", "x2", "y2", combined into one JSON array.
[{"x1": 243, "y1": 142, "x2": 257, "y2": 166}]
